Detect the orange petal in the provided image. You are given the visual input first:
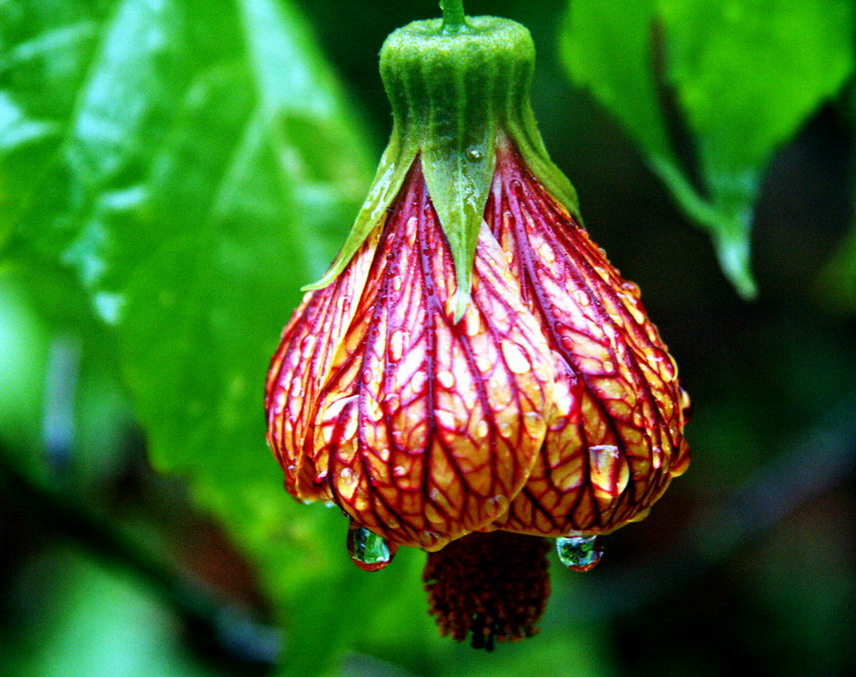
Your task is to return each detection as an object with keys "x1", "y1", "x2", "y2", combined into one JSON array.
[
  {"x1": 487, "y1": 142, "x2": 691, "y2": 536},
  {"x1": 312, "y1": 160, "x2": 554, "y2": 550},
  {"x1": 265, "y1": 227, "x2": 381, "y2": 502}
]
